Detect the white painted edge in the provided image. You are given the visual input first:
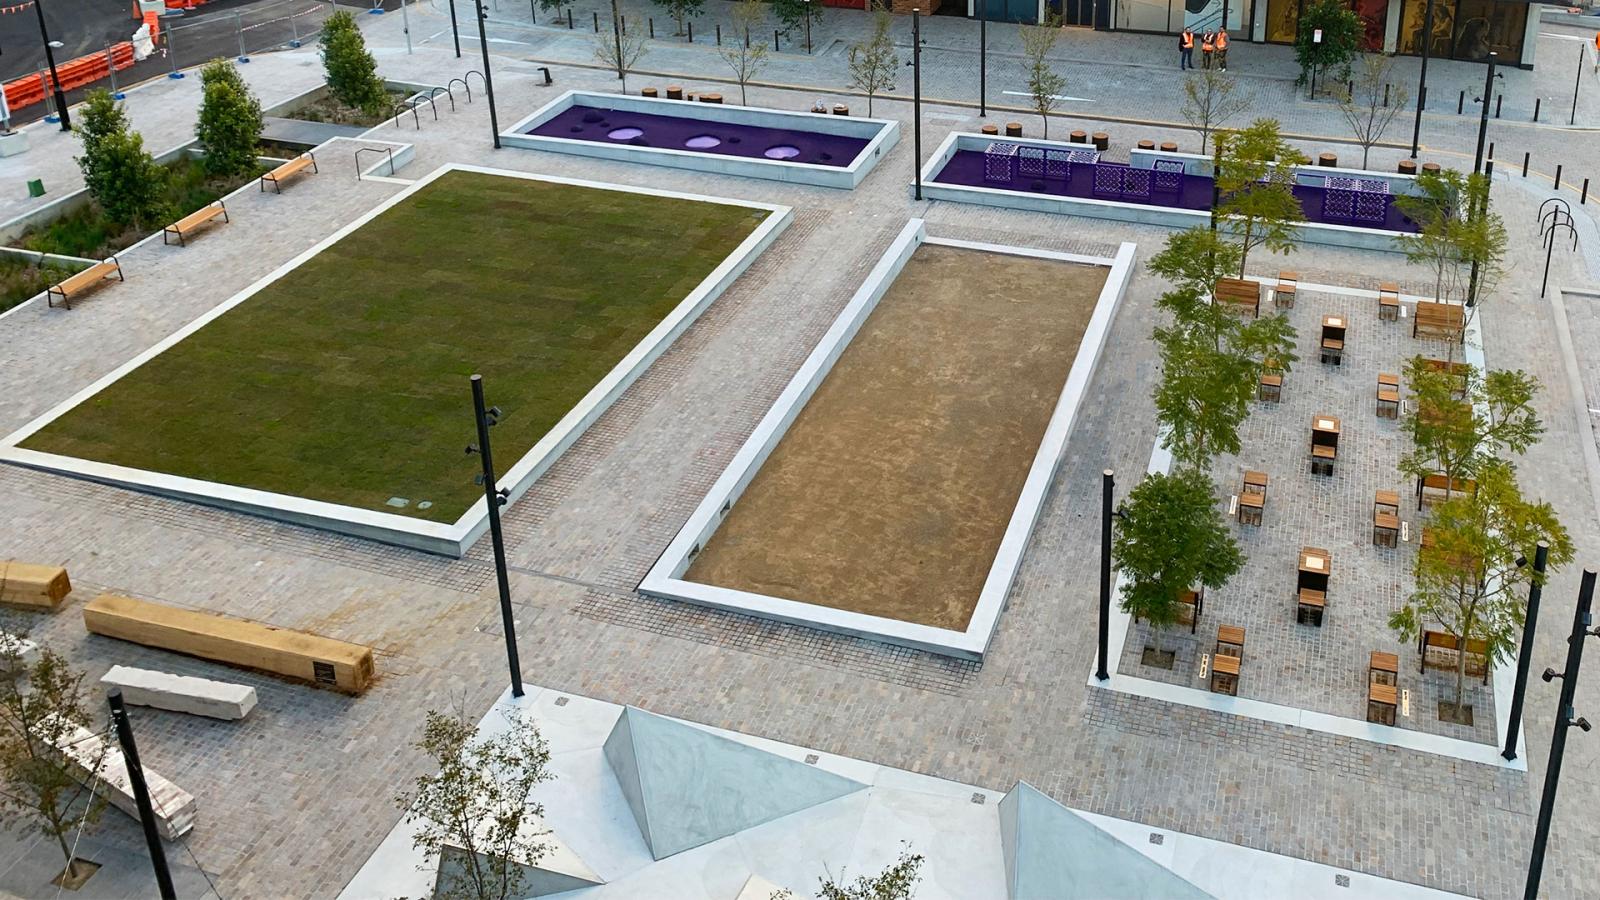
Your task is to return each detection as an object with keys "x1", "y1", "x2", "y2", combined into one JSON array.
[
  {"x1": 1549, "y1": 287, "x2": 1600, "y2": 566},
  {"x1": 1089, "y1": 281, "x2": 1522, "y2": 770},
  {"x1": 0, "y1": 163, "x2": 792, "y2": 557},
  {"x1": 639, "y1": 221, "x2": 1135, "y2": 659},
  {"x1": 499, "y1": 90, "x2": 901, "y2": 190}
]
